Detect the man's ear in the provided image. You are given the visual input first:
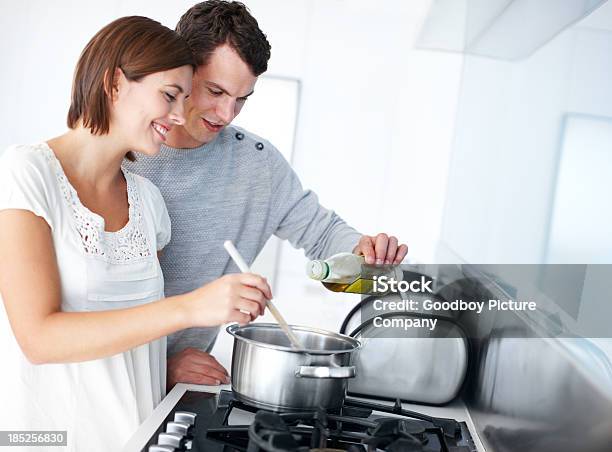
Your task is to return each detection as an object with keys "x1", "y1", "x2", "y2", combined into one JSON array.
[{"x1": 104, "y1": 67, "x2": 125, "y2": 102}]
